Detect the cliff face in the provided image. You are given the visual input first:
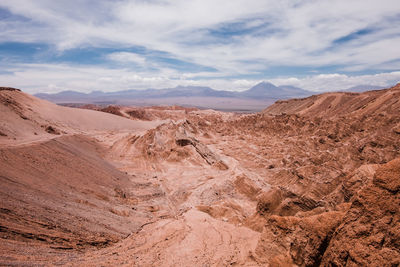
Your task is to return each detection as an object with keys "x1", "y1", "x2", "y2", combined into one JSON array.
[
  {"x1": 251, "y1": 158, "x2": 400, "y2": 266},
  {"x1": 321, "y1": 158, "x2": 400, "y2": 266}
]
